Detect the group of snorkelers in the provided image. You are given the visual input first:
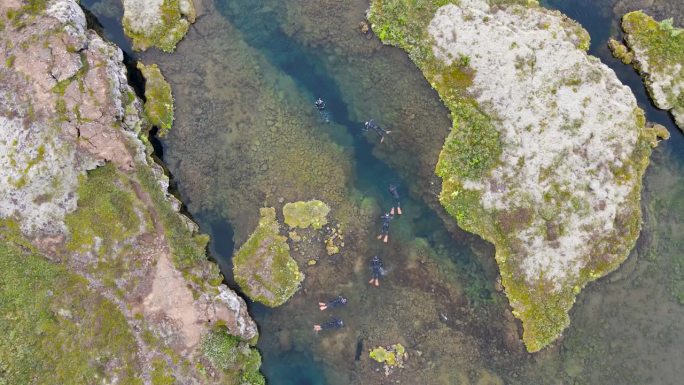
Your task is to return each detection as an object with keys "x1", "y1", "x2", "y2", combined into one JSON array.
[
  {"x1": 314, "y1": 97, "x2": 391, "y2": 143},
  {"x1": 313, "y1": 180, "x2": 404, "y2": 333}
]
